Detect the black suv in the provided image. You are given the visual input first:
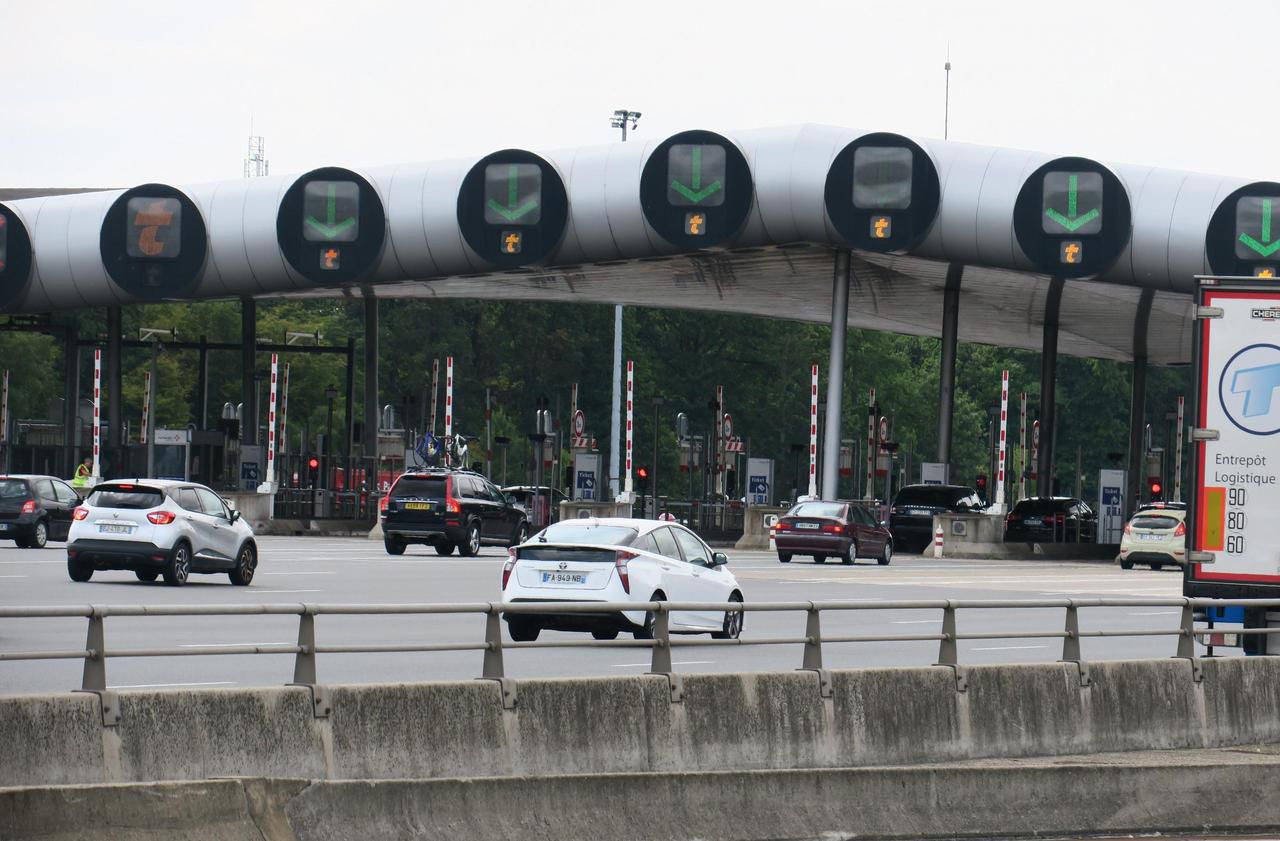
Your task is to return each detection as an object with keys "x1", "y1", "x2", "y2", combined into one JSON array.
[
  {"x1": 1003, "y1": 497, "x2": 1097, "y2": 543},
  {"x1": 381, "y1": 469, "x2": 529, "y2": 556},
  {"x1": 0, "y1": 474, "x2": 82, "y2": 548},
  {"x1": 889, "y1": 484, "x2": 983, "y2": 552}
]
